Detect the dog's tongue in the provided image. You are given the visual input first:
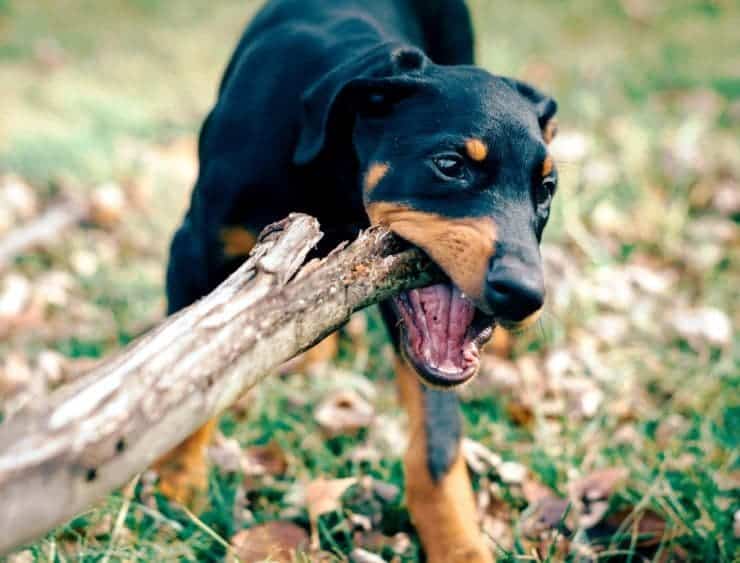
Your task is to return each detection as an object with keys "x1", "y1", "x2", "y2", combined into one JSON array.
[{"x1": 401, "y1": 283, "x2": 476, "y2": 374}]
